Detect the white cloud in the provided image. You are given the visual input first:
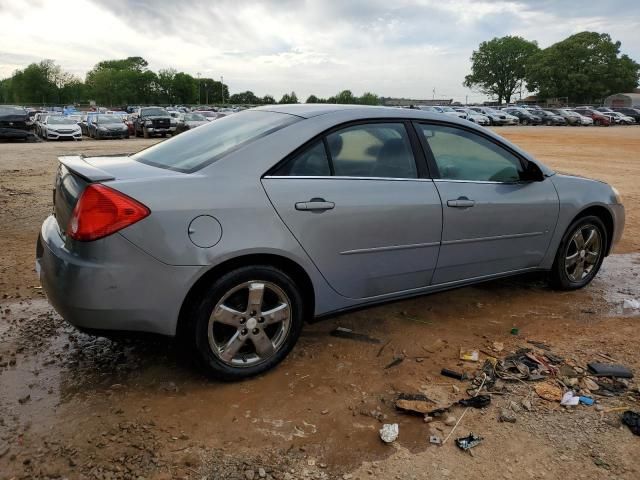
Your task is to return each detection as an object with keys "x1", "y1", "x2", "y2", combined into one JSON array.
[{"x1": 0, "y1": 0, "x2": 638, "y2": 102}]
